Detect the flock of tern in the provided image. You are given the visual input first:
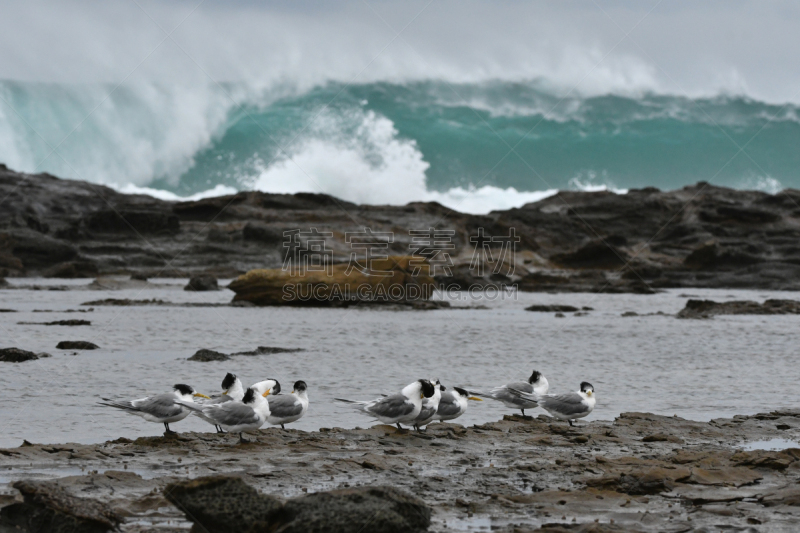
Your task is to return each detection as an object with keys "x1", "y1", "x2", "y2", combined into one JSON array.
[{"x1": 99, "y1": 370, "x2": 595, "y2": 442}]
